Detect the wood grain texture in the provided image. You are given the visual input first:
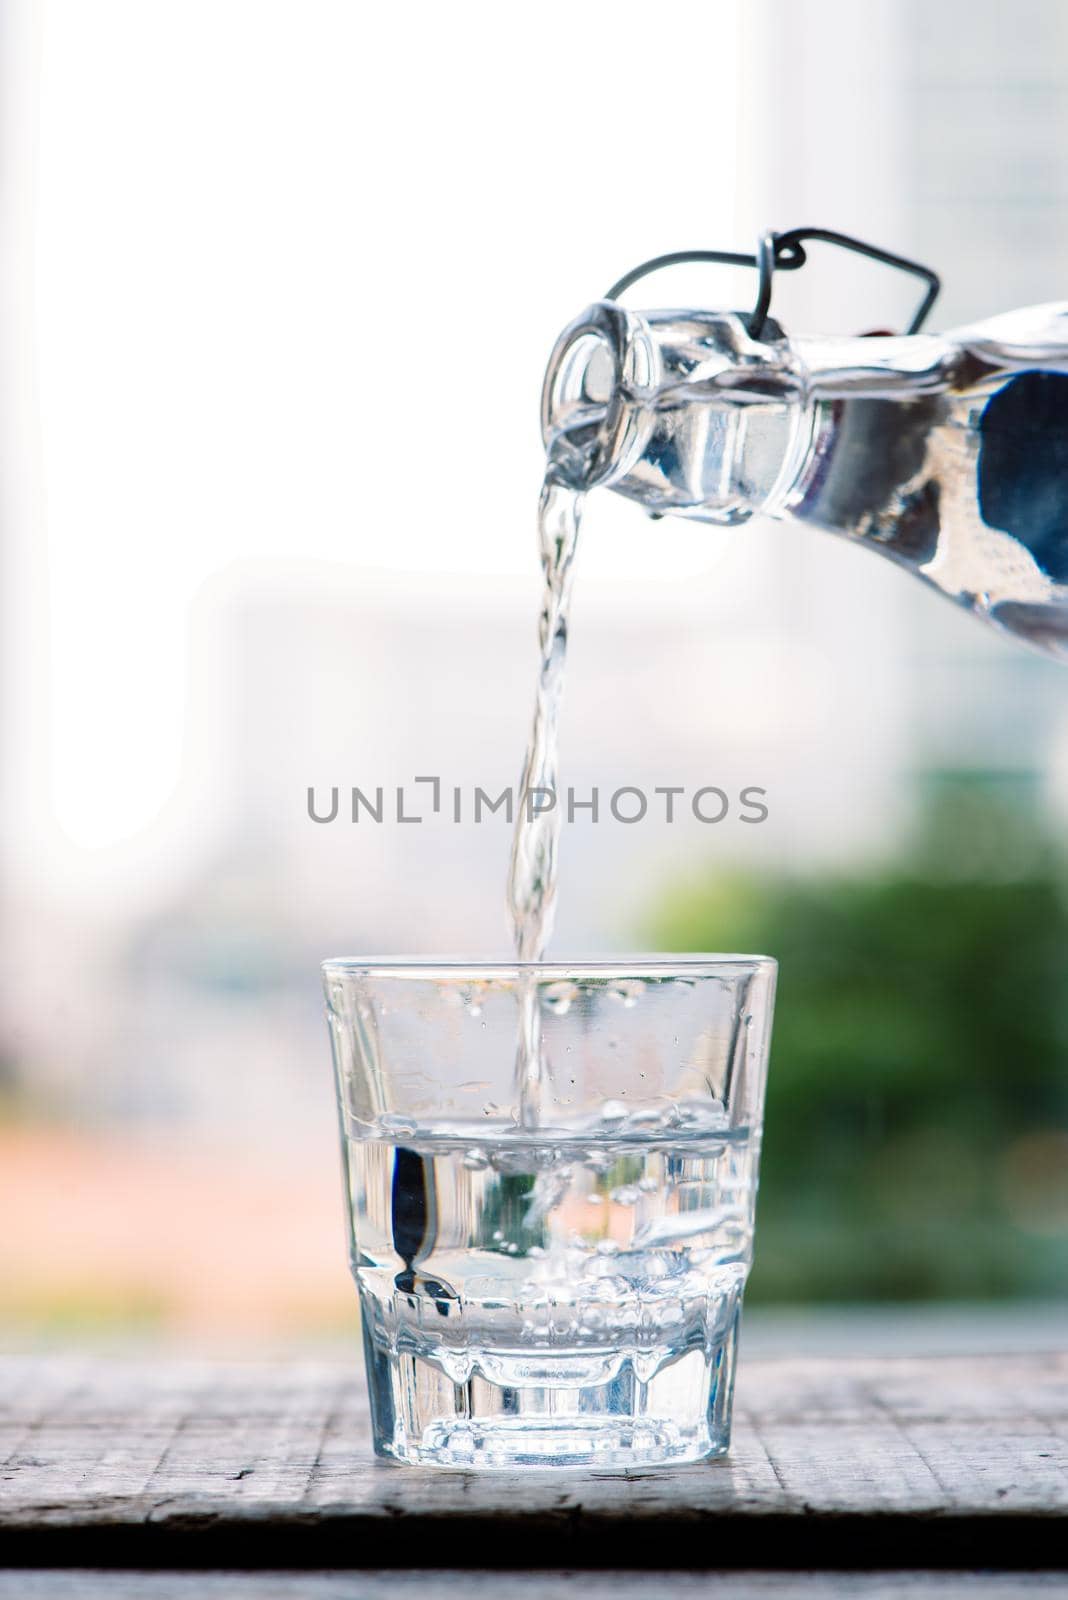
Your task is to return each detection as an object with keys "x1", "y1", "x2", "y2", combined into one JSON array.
[{"x1": 0, "y1": 1353, "x2": 1065, "y2": 1570}]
